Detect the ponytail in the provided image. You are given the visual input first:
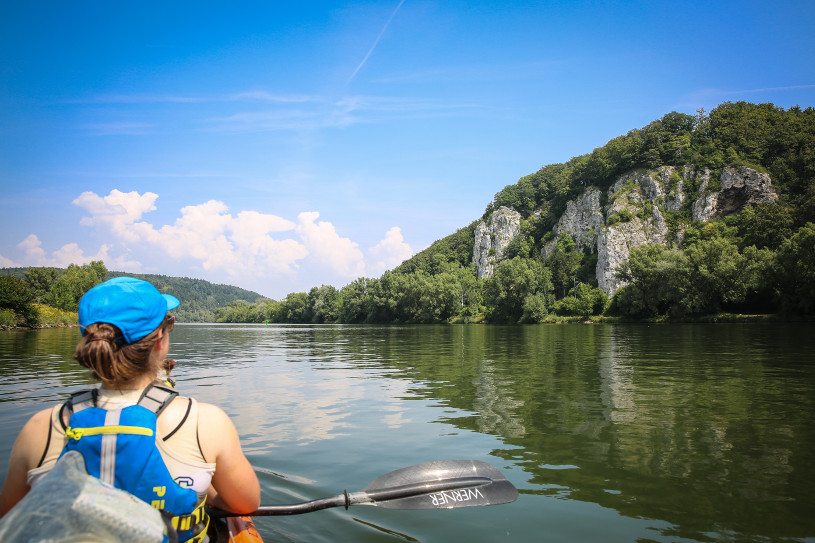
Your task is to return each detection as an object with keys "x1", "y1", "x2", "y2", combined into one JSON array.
[{"x1": 74, "y1": 322, "x2": 162, "y2": 387}]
